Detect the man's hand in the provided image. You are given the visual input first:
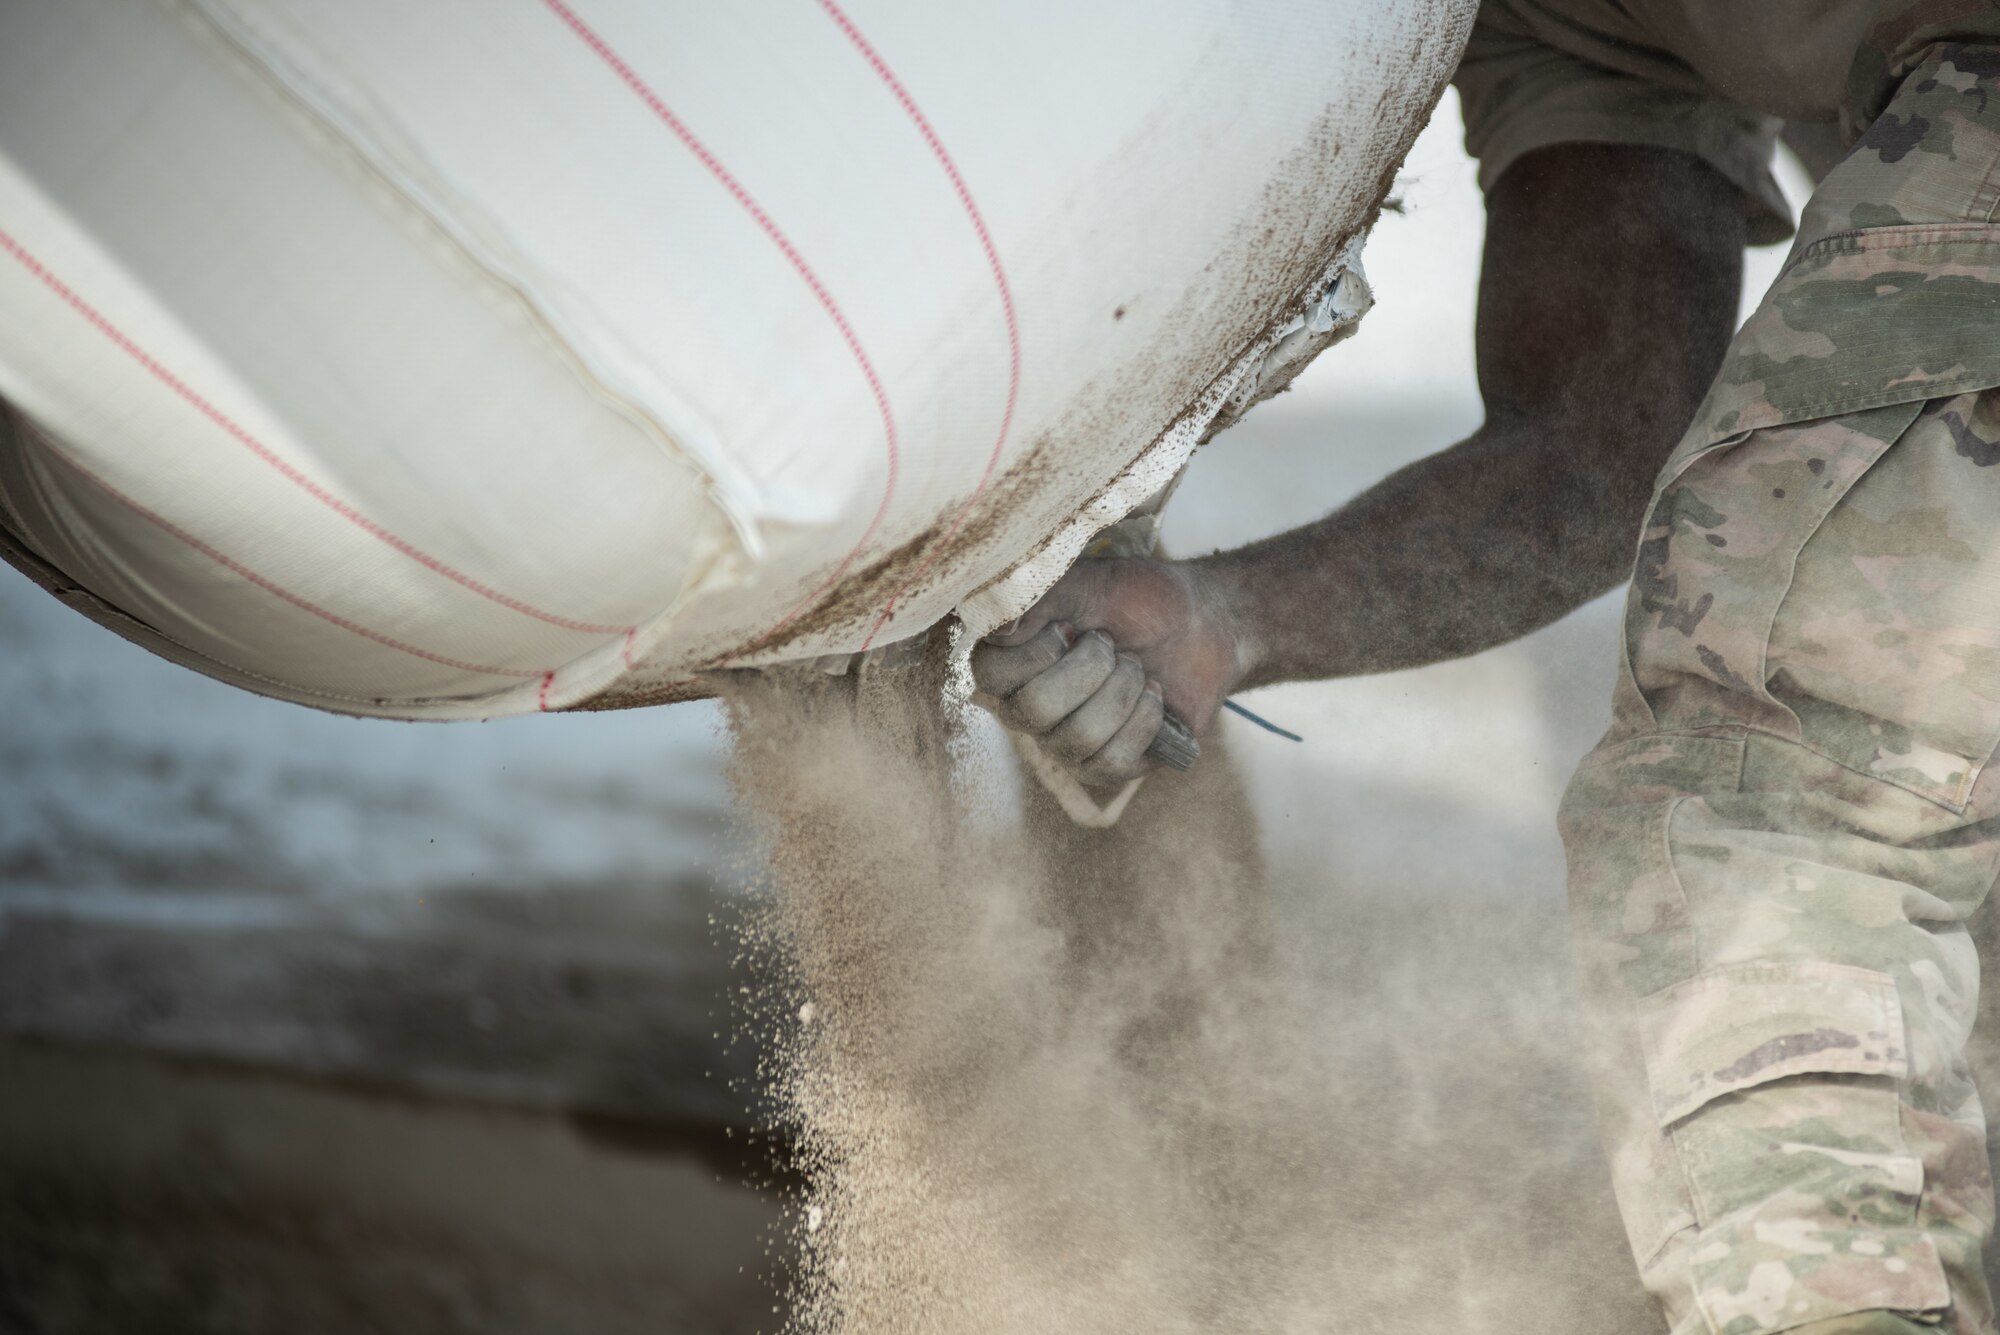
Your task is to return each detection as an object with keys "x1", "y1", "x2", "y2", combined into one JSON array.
[{"x1": 970, "y1": 557, "x2": 1246, "y2": 787}]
